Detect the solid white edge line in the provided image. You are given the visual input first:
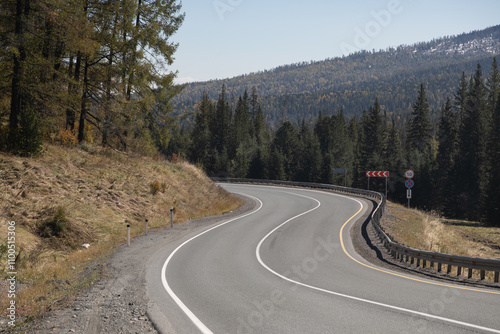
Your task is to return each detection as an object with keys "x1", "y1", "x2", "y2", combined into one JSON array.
[
  {"x1": 160, "y1": 194, "x2": 263, "y2": 334},
  {"x1": 254, "y1": 187, "x2": 500, "y2": 334}
]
